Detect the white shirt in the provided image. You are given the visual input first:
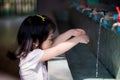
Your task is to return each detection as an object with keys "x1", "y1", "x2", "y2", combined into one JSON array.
[{"x1": 19, "y1": 49, "x2": 47, "y2": 80}]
